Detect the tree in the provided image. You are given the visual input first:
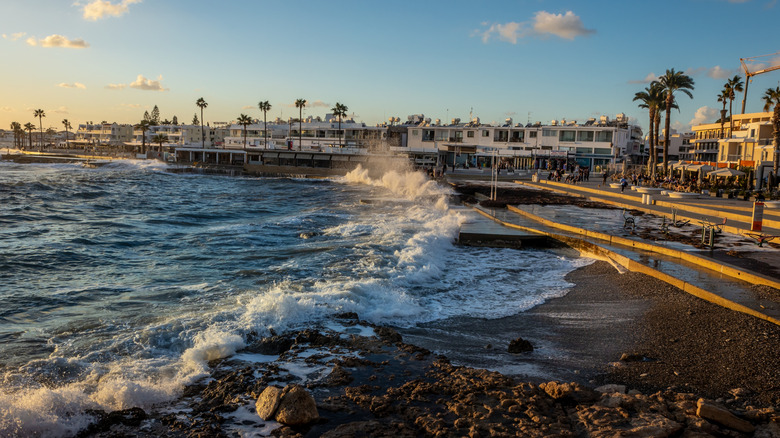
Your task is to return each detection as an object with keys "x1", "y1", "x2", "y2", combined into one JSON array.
[
  {"x1": 331, "y1": 102, "x2": 348, "y2": 147},
  {"x1": 762, "y1": 86, "x2": 780, "y2": 175},
  {"x1": 717, "y1": 89, "x2": 729, "y2": 139},
  {"x1": 151, "y1": 105, "x2": 161, "y2": 124},
  {"x1": 62, "y1": 119, "x2": 72, "y2": 147},
  {"x1": 10, "y1": 122, "x2": 22, "y2": 149},
  {"x1": 24, "y1": 122, "x2": 35, "y2": 149},
  {"x1": 151, "y1": 133, "x2": 168, "y2": 153},
  {"x1": 258, "y1": 100, "x2": 272, "y2": 149},
  {"x1": 295, "y1": 98, "x2": 306, "y2": 150},
  {"x1": 196, "y1": 97, "x2": 208, "y2": 147},
  {"x1": 724, "y1": 75, "x2": 744, "y2": 138},
  {"x1": 633, "y1": 82, "x2": 664, "y2": 174},
  {"x1": 658, "y1": 69, "x2": 694, "y2": 173},
  {"x1": 46, "y1": 127, "x2": 56, "y2": 146},
  {"x1": 144, "y1": 110, "x2": 151, "y2": 122},
  {"x1": 192, "y1": 113, "x2": 199, "y2": 125},
  {"x1": 33, "y1": 109, "x2": 46, "y2": 148},
  {"x1": 172, "y1": 115, "x2": 178, "y2": 125},
  {"x1": 137, "y1": 119, "x2": 153, "y2": 155},
  {"x1": 237, "y1": 113, "x2": 252, "y2": 153}
]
